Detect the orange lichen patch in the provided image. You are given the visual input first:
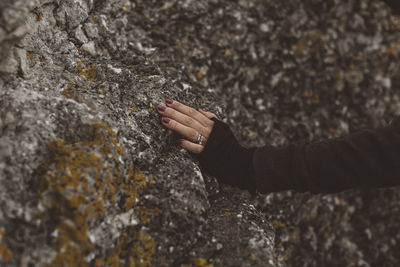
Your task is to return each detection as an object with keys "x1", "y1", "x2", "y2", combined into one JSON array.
[
  {"x1": 92, "y1": 16, "x2": 97, "y2": 23},
  {"x1": 224, "y1": 211, "x2": 232, "y2": 216},
  {"x1": 0, "y1": 244, "x2": 13, "y2": 262},
  {"x1": 182, "y1": 257, "x2": 214, "y2": 267},
  {"x1": 148, "y1": 106, "x2": 155, "y2": 112},
  {"x1": 123, "y1": 4, "x2": 130, "y2": 12},
  {"x1": 290, "y1": 231, "x2": 297, "y2": 239},
  {"x1": 137, "y1": 206, "x2": 159, "y2": 224},
  {"x1": 197, "y1": 71, "x2": 204, "y2": 78},
  {"x1": 106, "y1": 231, "x2": 155, "y2": 267},
  {"x1": 26, "y1": 53, "x2": 33, "y2": 60},
  {"x1": 311, "y1": 95, "x2": 320, "y2": 105},
  {"x1": 294, "y1": 43, "x2": 306, "y2": 55},
  {"x1": 124, "y1": 168, "x2": 146, "y2": 211},
  {"x1": 131, "y1": 107, "x2": 137, "y2": 112},
  {"x1": 224, "y1": 49, "x2": 231, "y2": 56},
  {"x1": 270, "y1": 220, "x2": 285, "y2": 229},
  {"x1": 293, "y1": 30, "x2": 323, "y2": 55},
  {"x1": 273, "y1": 129, "x2": 282, "y2": 136},
  {"x1": 61, "y1": 82, "x2": 80, "y2": 100},
  {"x1": 37, "y1": 123, "x2": 155, "y2": 266},
  {"x1": 250, "y1": 253, "x2": 256, "y2": 260},
  {"x1": 34, "y1": 14, "x2": 42, "y2": 22},
  {"x1": 97, "y1": 88, "x2": 104, "y2": 94},
  {"x1": 77, "y1": 61, "x2": 96, "y2": 82},
  {"x1": 386, "y1": 47, "x2": 394, "y2": 55},
  {"x1": 303, "y1": 89, "x2": 313, "y2": 97},
  {"x1": 303, "y1": 90, "x2": 319, "y2": 104}
]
